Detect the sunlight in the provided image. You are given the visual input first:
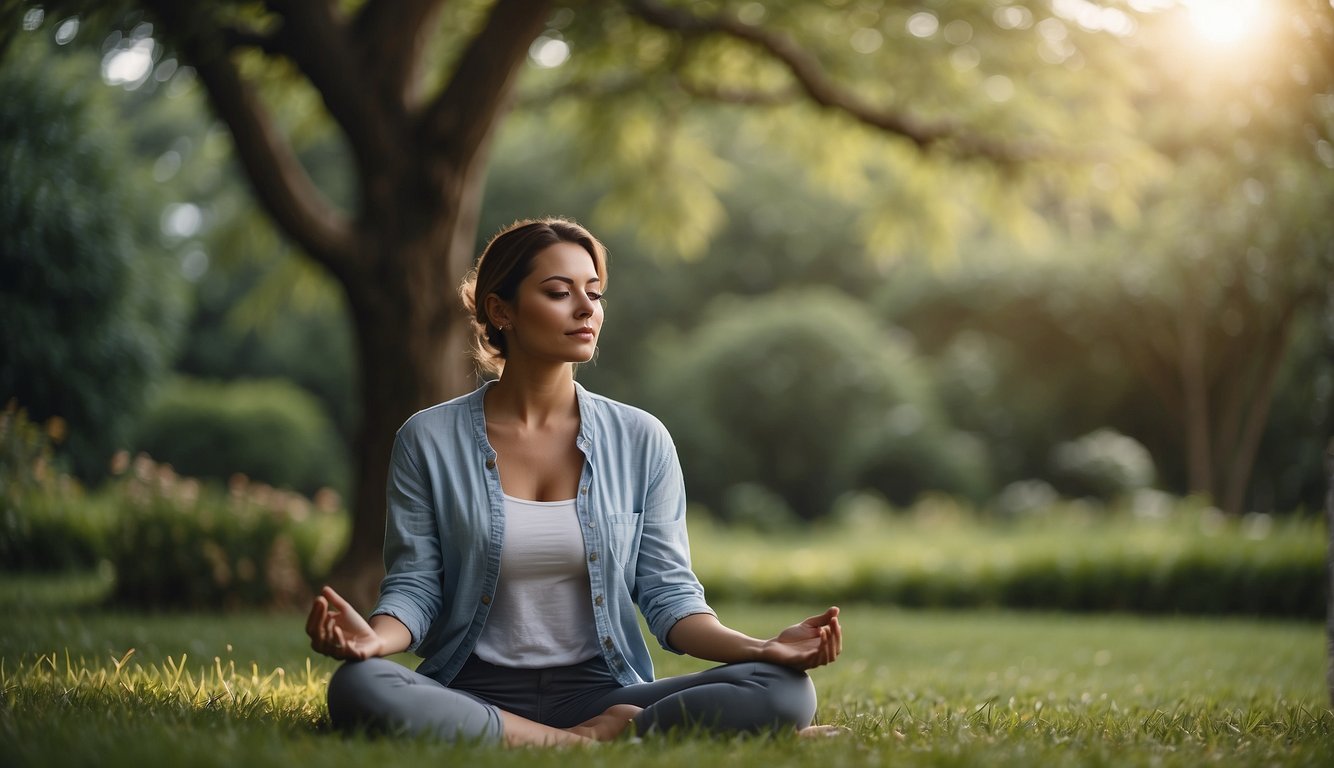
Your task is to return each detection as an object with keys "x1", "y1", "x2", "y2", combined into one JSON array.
[{"x1": 1183, "y1": 0, "x2": 1265, "y2": 44}]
